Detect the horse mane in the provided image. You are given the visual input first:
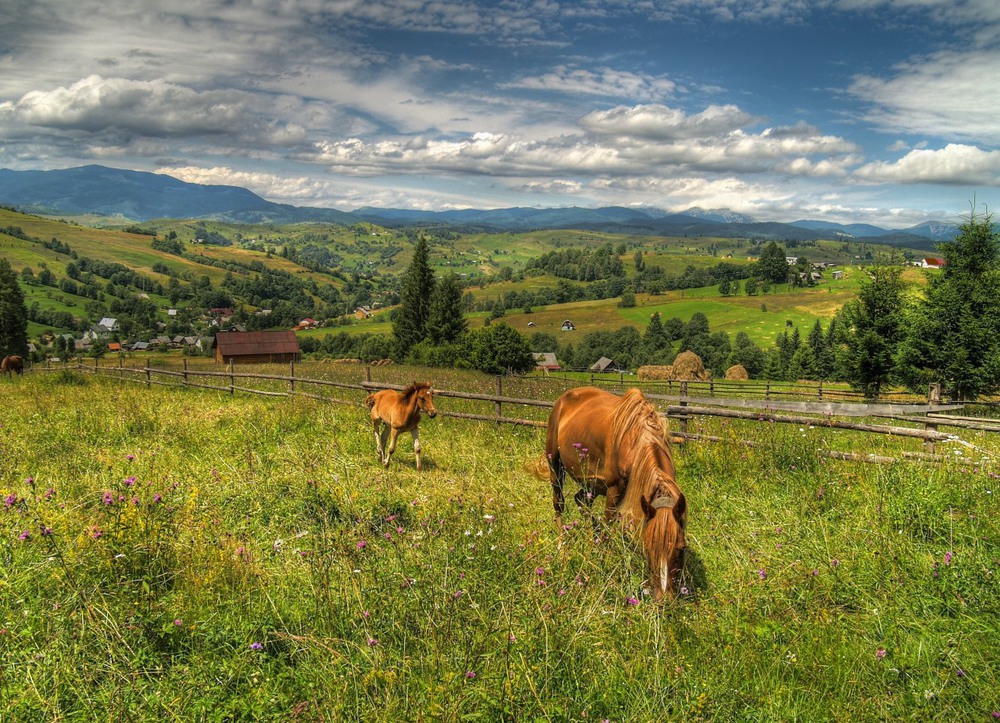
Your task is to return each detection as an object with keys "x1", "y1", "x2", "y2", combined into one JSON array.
[
  {"x1": 400, "y1": 381, "x2": 430, "y2": 399},
  {"x1": 613, "y1": 389, "x2": 680, "y2": 532}
]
